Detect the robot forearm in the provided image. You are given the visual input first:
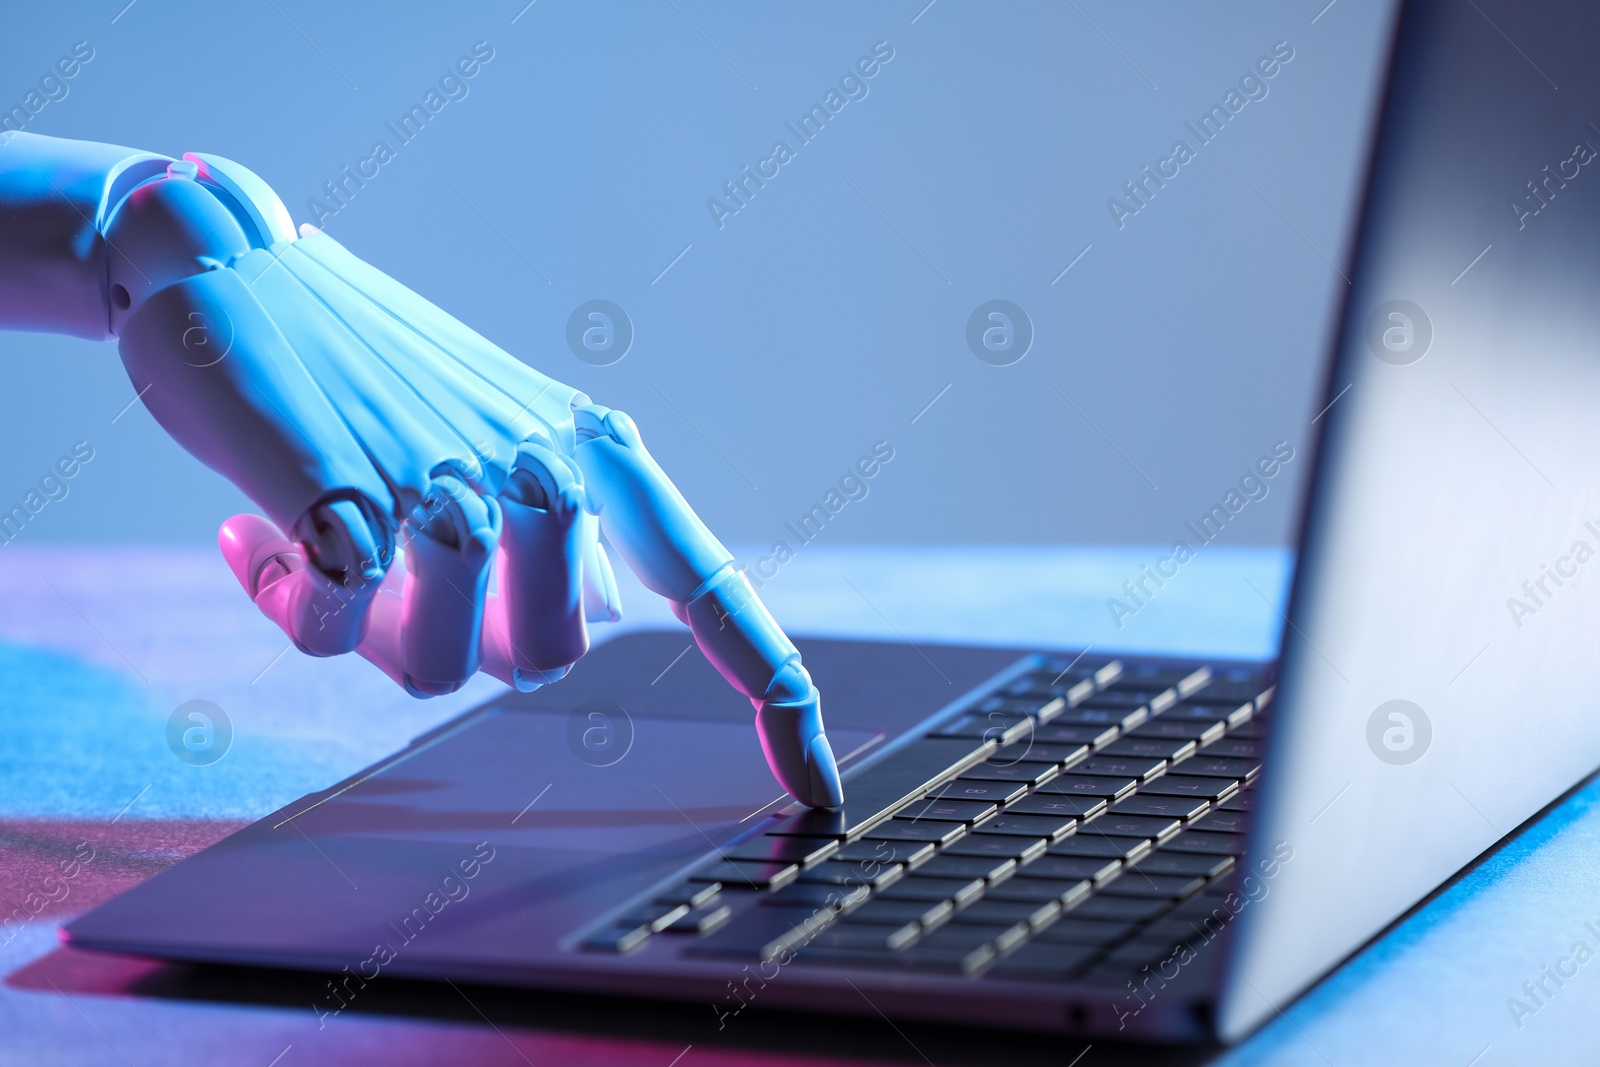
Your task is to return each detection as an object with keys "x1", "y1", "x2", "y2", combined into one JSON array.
[{"x1": 0, "y1": 132, "x2": 173, "y2": 339}]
